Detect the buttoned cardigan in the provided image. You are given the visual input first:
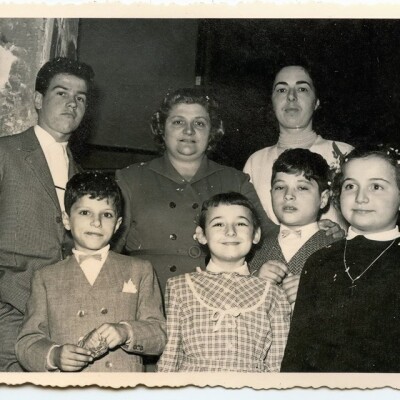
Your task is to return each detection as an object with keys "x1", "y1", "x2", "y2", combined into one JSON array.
[{"x1": 116, "y1": 154, "x2": 274, "y2": 294}]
